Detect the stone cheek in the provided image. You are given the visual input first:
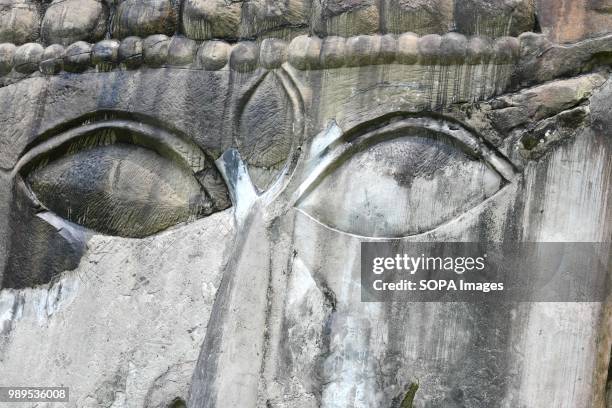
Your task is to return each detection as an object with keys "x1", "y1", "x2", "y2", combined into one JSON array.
[
  {"x1": 0, "y1": 0, "x2": 40, "y2": 44},
  {"x1": 41, "y1": 0, "x2": 108, "y2": 46},
  {"x1": 454, "y1": 0, "x2": 535, "y2": 37},
  {"x1": 113, "y1": 0, "x2": 177, "y2": 39}
]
